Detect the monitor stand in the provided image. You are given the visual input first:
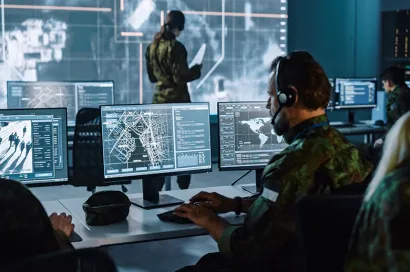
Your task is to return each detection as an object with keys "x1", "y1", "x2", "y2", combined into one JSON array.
[
  {"x1": 130, "y1": 178, "x2": 184, "y2": 210},
  {"x1": 331, "y1": 109, "x2": 355, "y2": 128},
  {"x1": 241, "y1": 169, "x2": 264, "y2": 195}
]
